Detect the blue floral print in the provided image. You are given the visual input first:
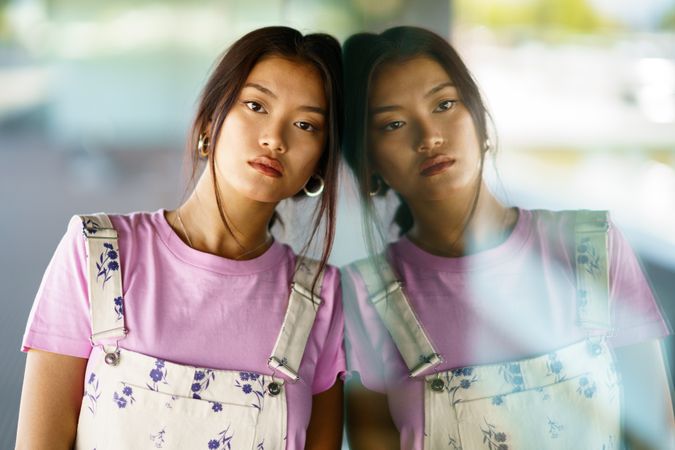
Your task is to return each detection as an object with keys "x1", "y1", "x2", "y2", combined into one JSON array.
[
  {"x1": 442, "y1": 367, "x2": 479, "y2": 405},
  {"x1": 239, "y1": 371, "x2": 260, "y2": 381},
  {"x1": 498, "y1": 363, "x2": 524, "y2": 392},
  {"x1": 601, "y1": 435, "x2": 616, "y2": 450},
  {"x1": 577, "y1": 238, "x2": 601, "y2": 277},
  {"x1": 82, "y1": 218, "x2": 100, "y2": 235},
  {"x1": 114, "y1": 296, "x2": 124, "y2": 321},
  {"x1": 85, "y1": 372, "x2": 101, "y2": 415},
  {"x1": 235, "y1": 372, "x2": 265, "y2": 410},
  {"x1": 206, "y1": 426, "x2": 233, "y2": 449},
  {"x1": 546, "y1": 353, "x2": 566, "y2": 383},
  {"x1": 547, "y1": 417, "x2": 564, "y2": 439},
  {"x1": 113, "y1": 383, "x2": 135, "y2": 408},
  {"x1": 448, "y1": 435, "x2": 462, "y2": 449},
  {"x1": 452, "y1": 367, "x2": 474, "y2": 377},
  {"x1": 480, "y1": 419, "x2": 509, "y2": 450},
  {"x1": 191, "y1": 369, "x2": 215, "y2": 400},
  {"x1": 150, "y1": 428, "x2": 167, "y2": 448},
  {"x1": 96, "y1": 242, "x2": 120, "y2": 289},
  {"x1": 147, "y1": 359, "x2": 168, "y2": 391},
  {"x1": 210, "y1": 401, "x2": 223, "y2": 412},
  {"x1": 577, "y1": 376, "x2": 597, "y2": 399},
  {"x1": 491, "y1": 395, "x2": 504, "y2": 406}
]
